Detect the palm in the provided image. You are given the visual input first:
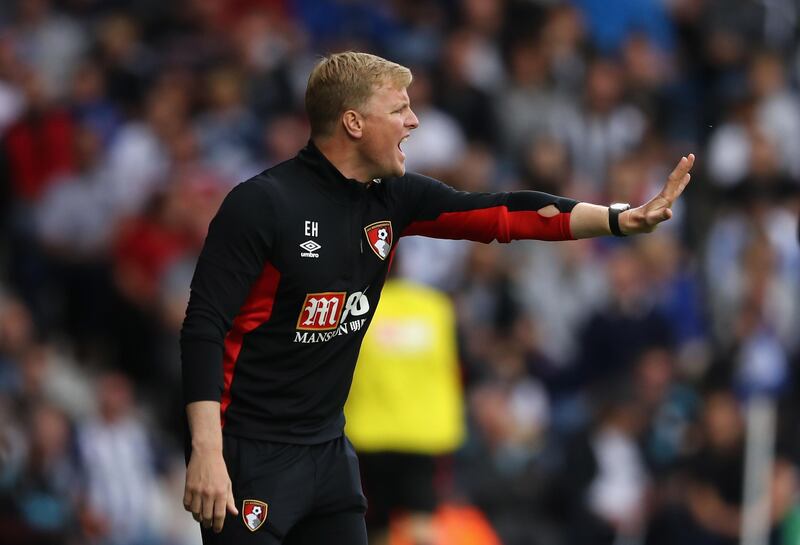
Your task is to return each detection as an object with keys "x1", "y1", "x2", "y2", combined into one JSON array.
[{"x1": 629, "y1": 154, "x2": 695, "y2": 234}]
